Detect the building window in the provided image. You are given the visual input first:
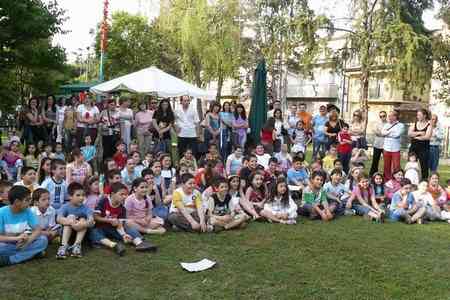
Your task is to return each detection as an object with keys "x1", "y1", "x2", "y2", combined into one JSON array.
[{"x1": 369, "y1": 78, "x2": 383, "y2": 99}]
